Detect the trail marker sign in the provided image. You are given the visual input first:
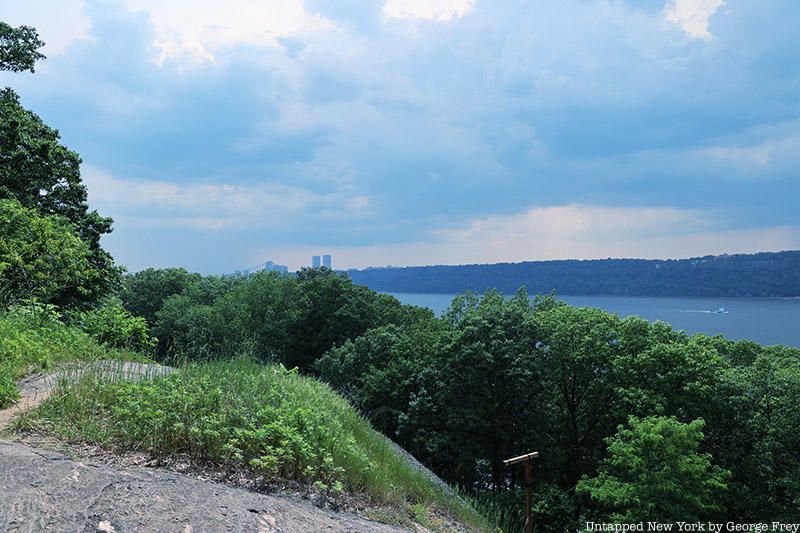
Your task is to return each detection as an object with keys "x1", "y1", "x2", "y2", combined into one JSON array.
[{"x1": 503, "y1": 452, "x2": 539, "y2": 533}]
